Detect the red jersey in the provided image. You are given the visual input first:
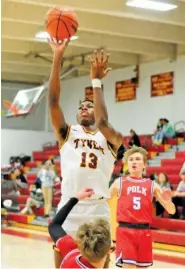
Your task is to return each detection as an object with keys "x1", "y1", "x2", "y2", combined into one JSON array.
[
  {"x1": 117, "y1": 176, "x2": 154, "y2": 224},
  {"x1": 56, "y1": 235, "x2": 95, "y2": 268}
]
